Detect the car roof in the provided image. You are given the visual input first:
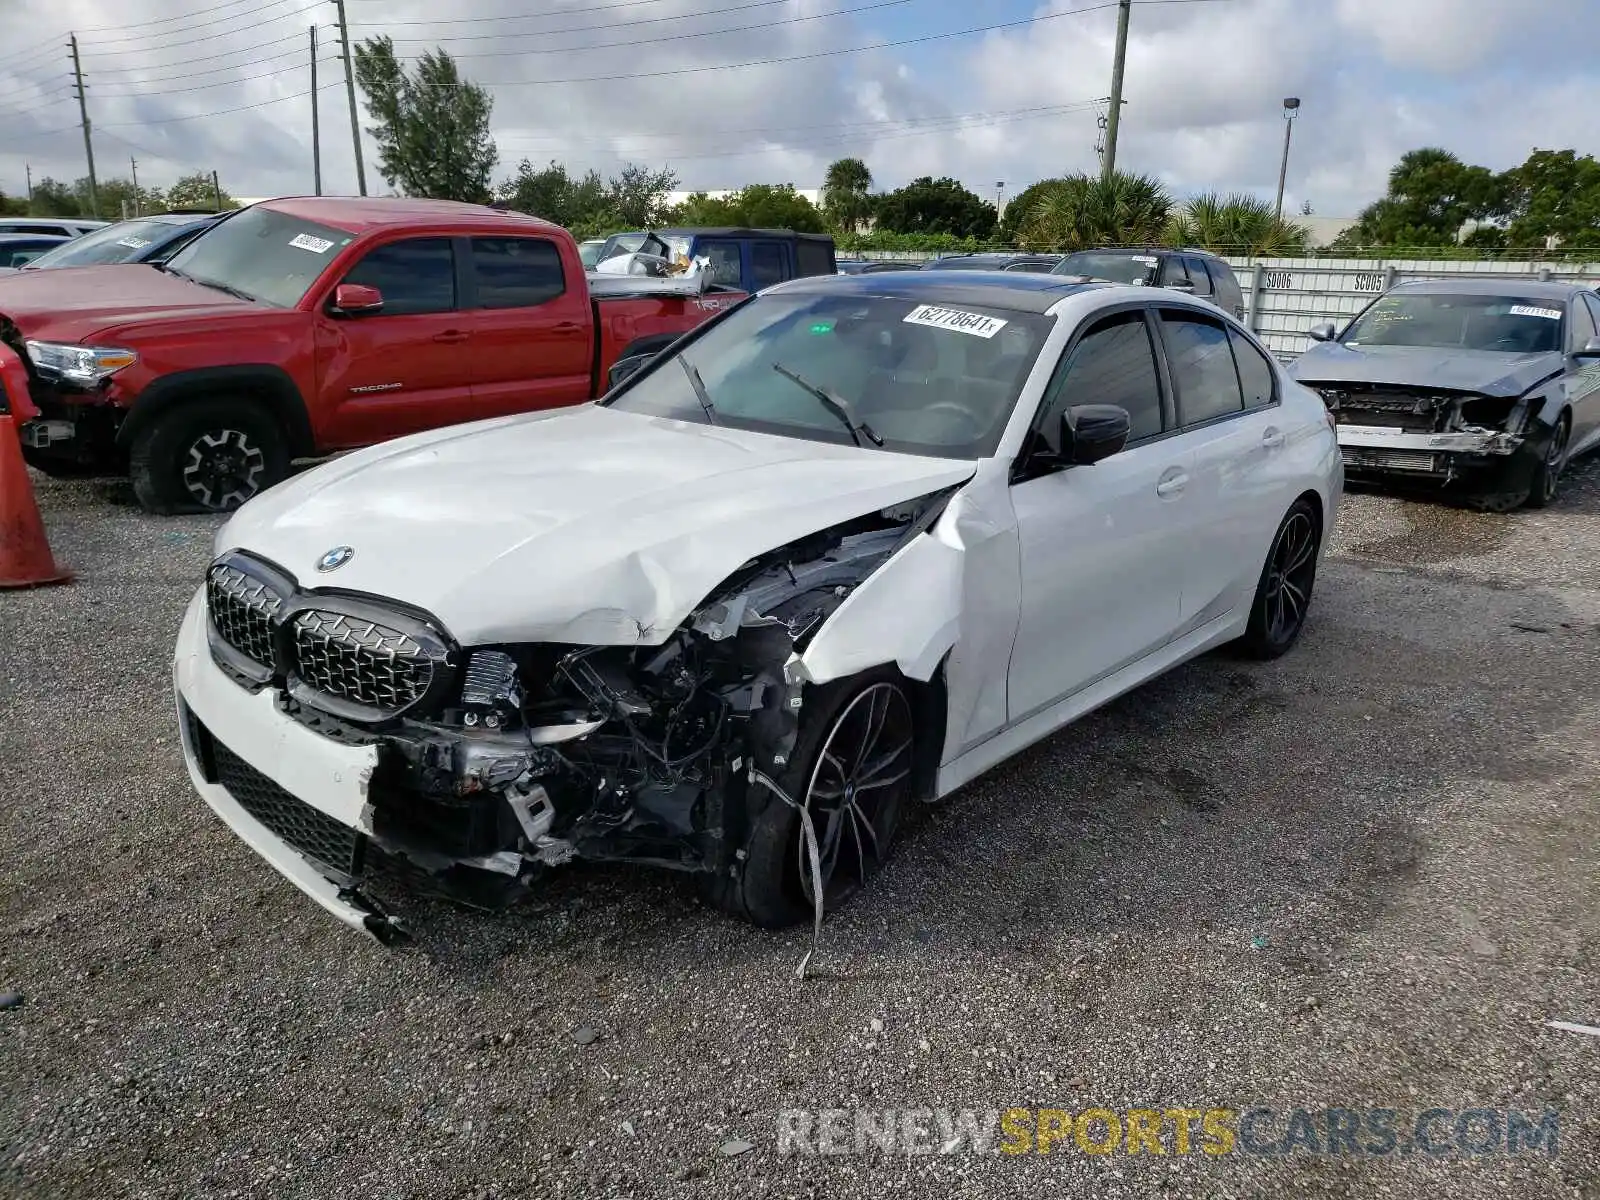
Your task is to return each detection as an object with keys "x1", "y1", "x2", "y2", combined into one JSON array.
[
  {"x1": 0, "y1": 233, "x2": 70, "y2": 243},
  {"x1": 0, "y1": 218, "x2": 102, "y2": 229},
  {"x1": 641, "y1": 227, "x2": 834, "y2": 242},
  {"x1": 765, "y1": 269, "x2": 1106, "y2": 314},
  {"x1": 259, "y1": 195, "x2": 565, "y2": 235},
  {"x1": 1390, "y1": 277, "x2": 1588, "y2": 302}
]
